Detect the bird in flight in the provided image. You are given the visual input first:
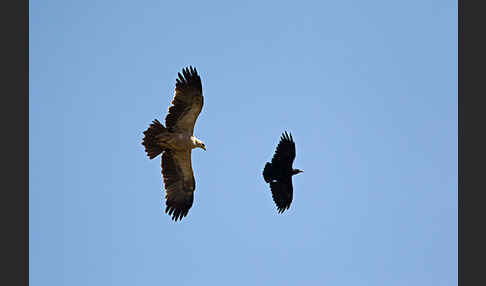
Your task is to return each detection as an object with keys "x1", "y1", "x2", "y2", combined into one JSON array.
[
  {"x1": 263, "y1": 131, "x2": 303, "y2": 213},
  {"x1": 142, "y1": 66, "x2": 205, "y2": 221}
]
